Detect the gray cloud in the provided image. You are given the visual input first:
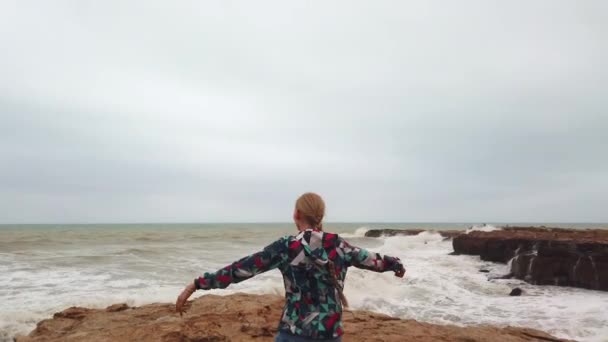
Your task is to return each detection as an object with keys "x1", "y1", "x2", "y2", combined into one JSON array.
[{"x1": 1, "y1": 1, "x2": 607, "y2": 223}]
